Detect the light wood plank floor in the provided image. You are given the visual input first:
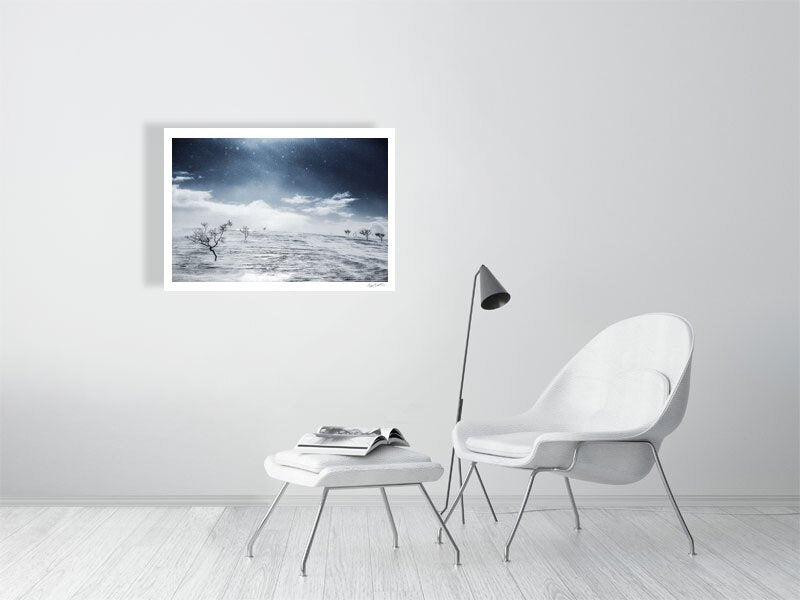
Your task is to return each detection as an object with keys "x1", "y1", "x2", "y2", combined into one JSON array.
[{"x1": 0, "y1": 503, "x2": 797, "y2": 599}]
